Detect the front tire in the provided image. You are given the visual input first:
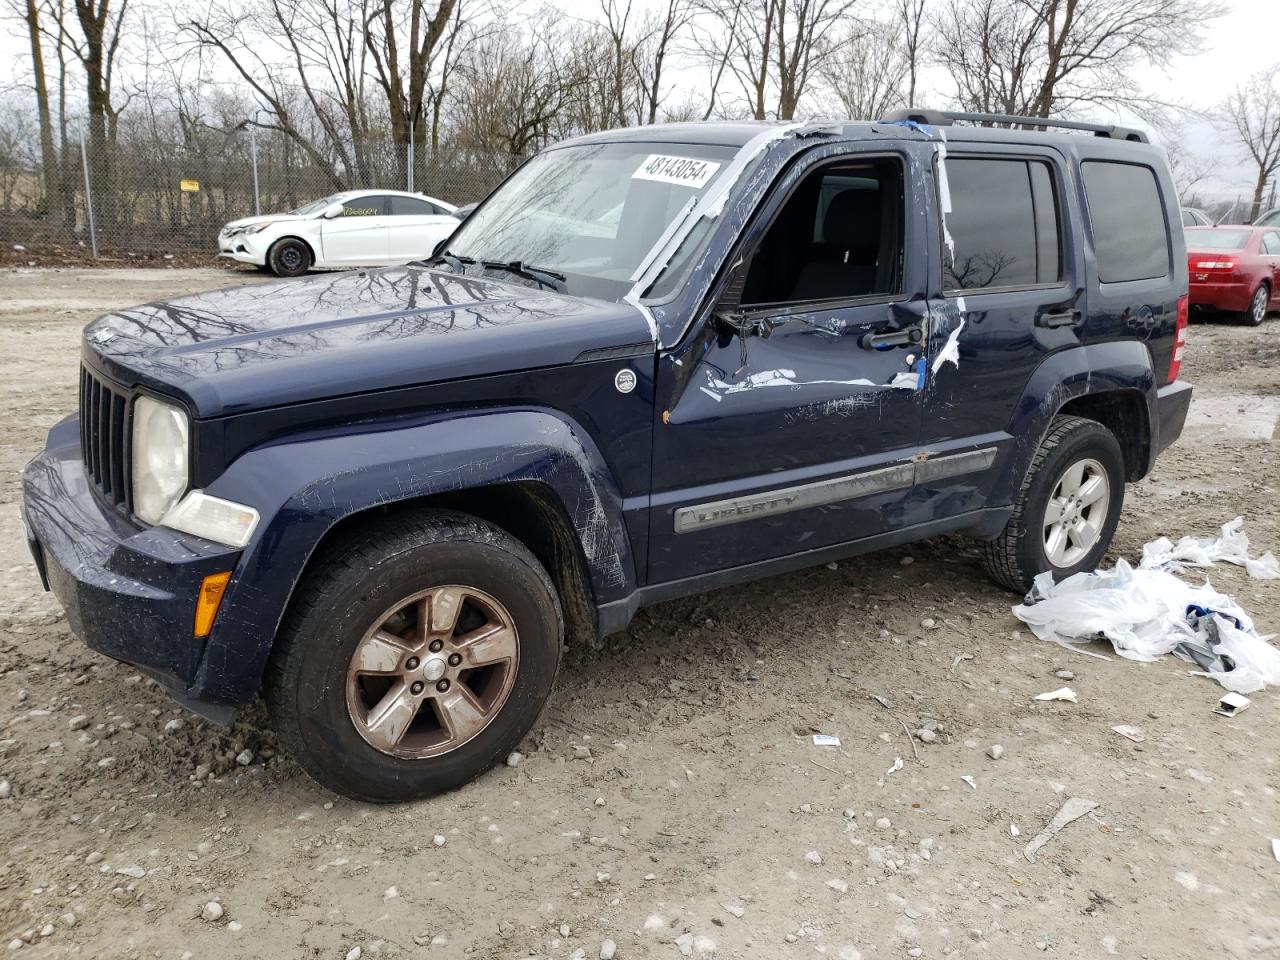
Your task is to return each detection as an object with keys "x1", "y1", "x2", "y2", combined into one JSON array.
[
  {"x1": 1245, "y1": 283, "x2": 1269, "y2": 326},
  {"x1": 267, "y1": 237, "x2": 312, "y2": 277},
  {"x1": 265, "y1": 510, "x2": 562, "y2": 802},
  {"x1": 981, "y1": 416, "x2": 1126, "y2": 593}
]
